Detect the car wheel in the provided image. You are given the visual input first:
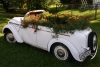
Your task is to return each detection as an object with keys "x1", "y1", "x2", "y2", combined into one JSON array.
[
  {"x1": 4, "y1": 31, "x2": 17, "y2": 43},
  {"x1": 52, "y1": 43, "x2": 72, "y2": 61},
  {"x1": 88, "y1": 32, "x2": 98, "y2": 53}
]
